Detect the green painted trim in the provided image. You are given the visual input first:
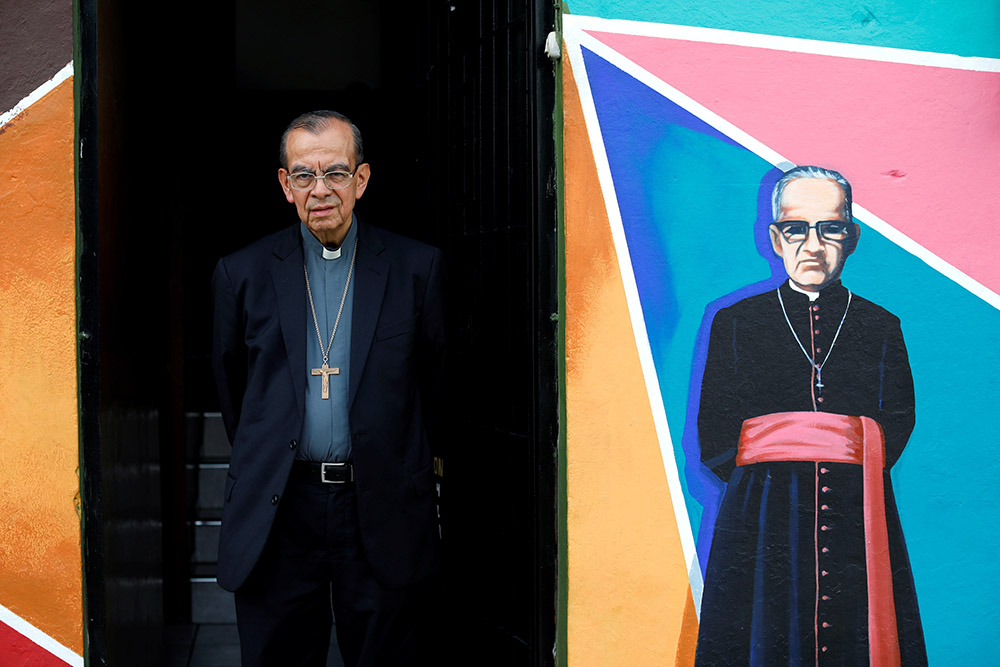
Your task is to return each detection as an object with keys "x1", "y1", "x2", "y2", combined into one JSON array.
[
  {"x1": 553, "y1": 2, "x2": 569, "y2": 666},
  {"x1": 74, "y1": 0, "x2": 104, "y2": 660},
  {"x1": 71, "y1": 1, "x2": 89, "y2": 662}
]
